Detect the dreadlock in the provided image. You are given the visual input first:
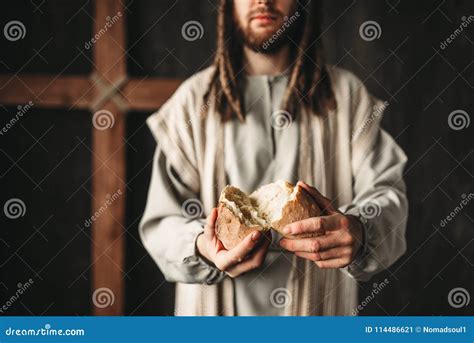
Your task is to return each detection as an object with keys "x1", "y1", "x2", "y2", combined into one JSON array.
[{"x1": 203, "y1": 0, "x2": 337, "y2": 122}]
